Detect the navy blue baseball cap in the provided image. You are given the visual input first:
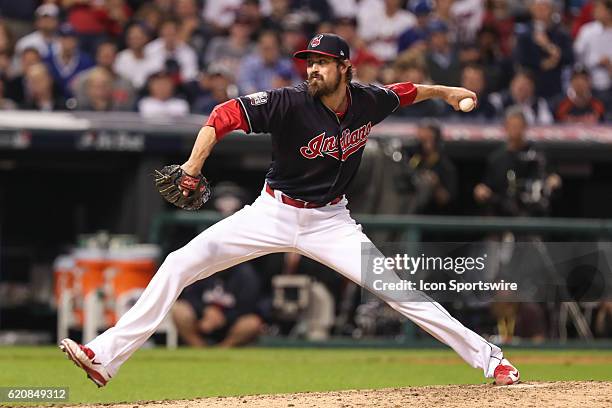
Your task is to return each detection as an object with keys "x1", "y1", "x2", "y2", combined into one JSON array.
[{"x1": 294, "y1": 33, "x2": 350, "y2": 60}]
